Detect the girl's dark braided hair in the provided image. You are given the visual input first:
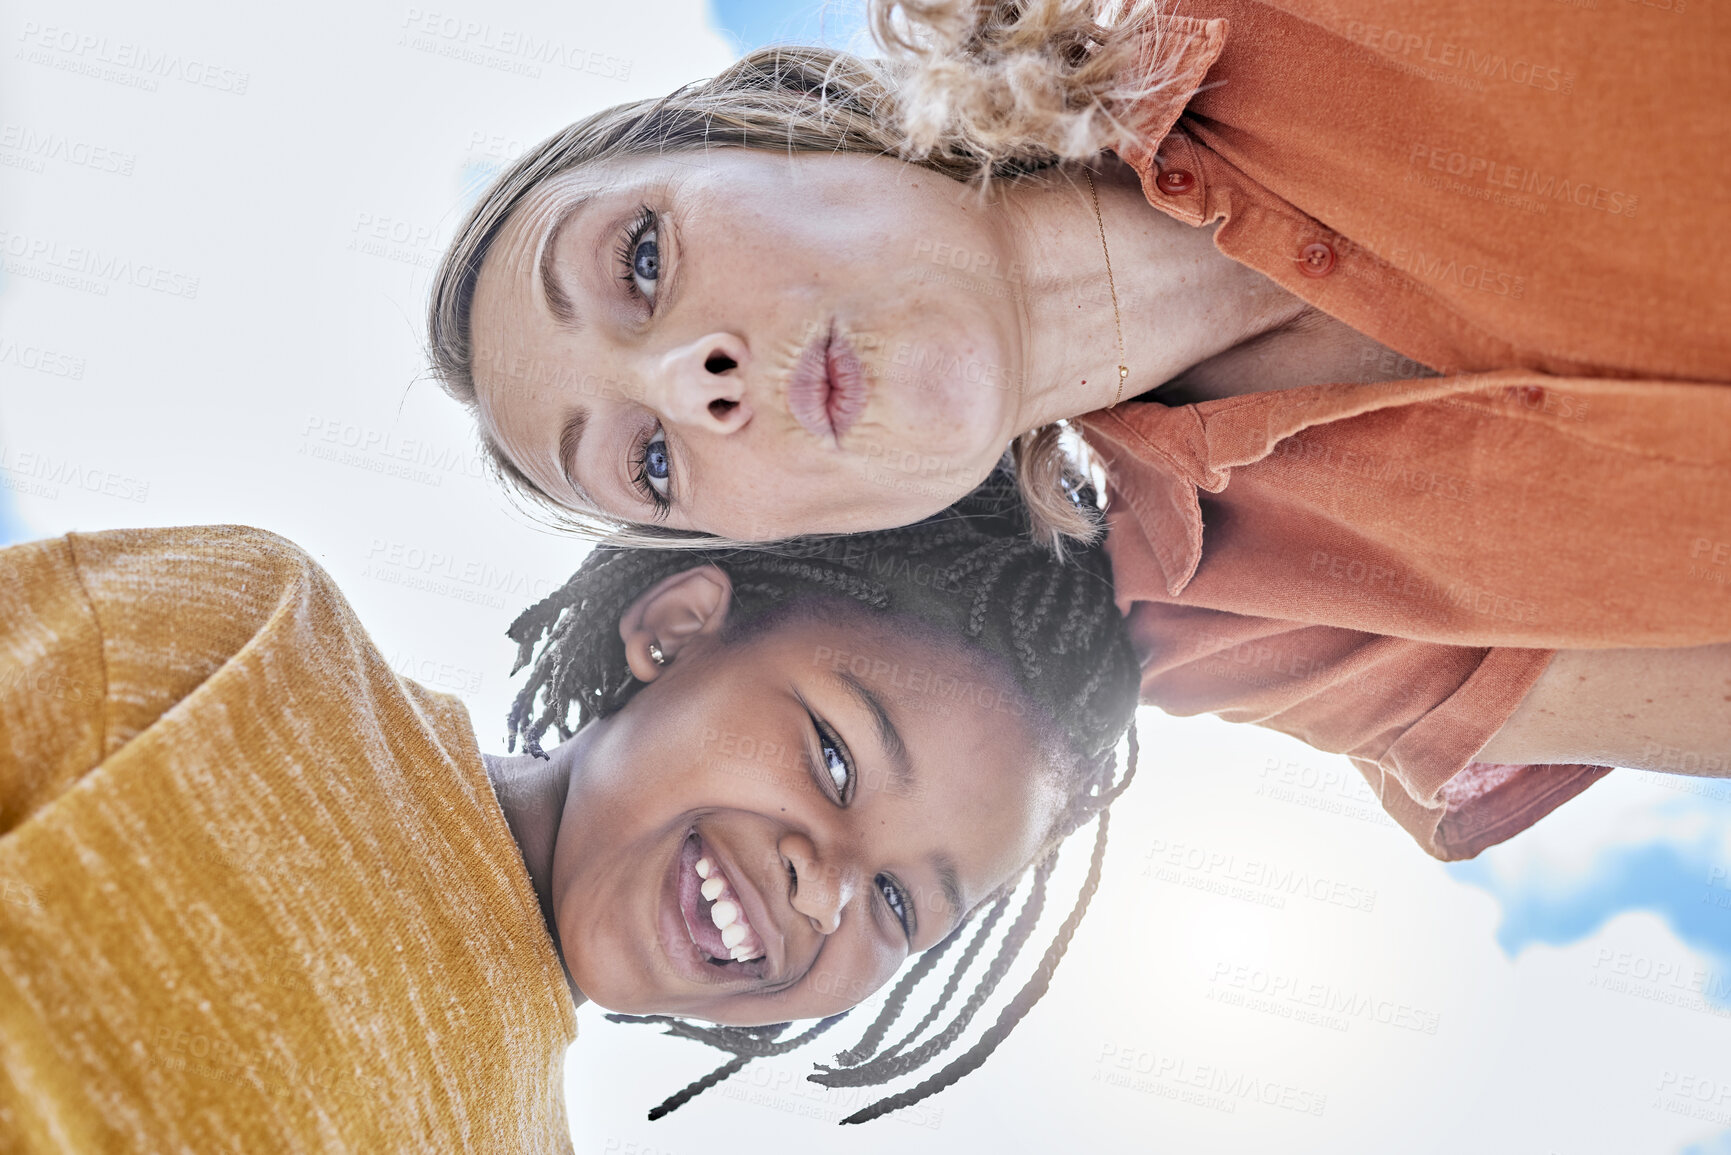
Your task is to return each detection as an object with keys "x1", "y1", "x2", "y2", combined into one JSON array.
[{"x1": 505, "y1": 463, "x2": 1142, "y2": 1124}]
